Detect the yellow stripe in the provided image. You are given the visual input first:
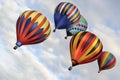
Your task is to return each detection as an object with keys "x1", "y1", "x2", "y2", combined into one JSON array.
[
  {"x1": 72, "y1": 32, "x2": 84, "y2": 59},
  {"x1": 71, "y1": 35, "x2": 78, "y2": 58},
  {"x1": 70, "y1": 11, "x2": 80, "y2": 21},
  {"x1": 70, "y1": 38, "x2": 74, "y2": 58},
  {"x1": 36, "y1": 15, "x2": 45, "y2": 26},
  {"x1": 102, "y1": 53, "x2": 109, "y2": 67},
  {"x1": 27, "y1": 11, "x2": 38, "y2": 19},
  {"x1": 44, "y1": 21, "x2": 51, "y2": 34},
  {"x1": 78, "y1": 37, "x2": 98, "y2": 62},
  {"x1": 45, "y1": 27, "x2": 51, "y2": 35},
  {"x1": 40, "y1": 20, "x2": 48, "y2": 29},
  {"x1": 83, "y1": 41, "x2": 102, "y2": 61},
  {"x1": 20, "y1": 11, "x2": 28, "y2": 17},
  {"x1": 63, "y1": 4, "x2": 71, "y2": 14}
]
